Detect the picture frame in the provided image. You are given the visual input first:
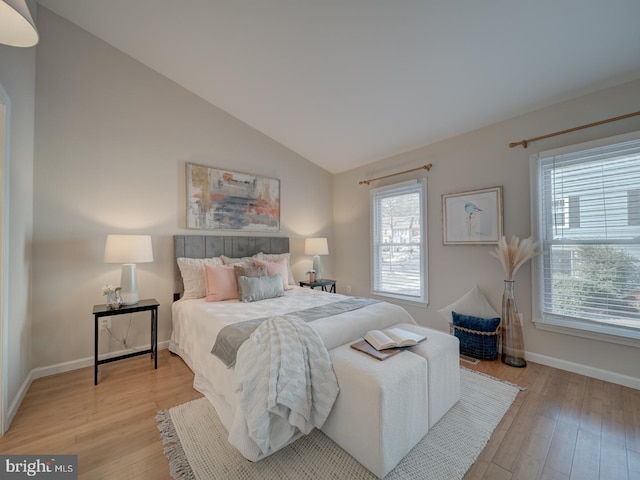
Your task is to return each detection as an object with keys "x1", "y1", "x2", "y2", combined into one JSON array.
[
  {"x1": 442, "y1": 186, "x2": 503, "y2": 245},
  {"x1": 186, "y1": 163, "x2": 280, "y2": 231}
]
